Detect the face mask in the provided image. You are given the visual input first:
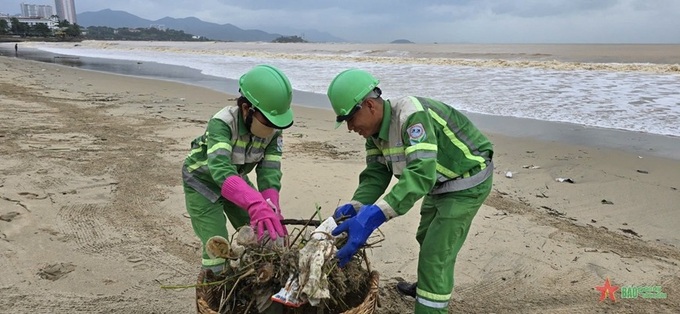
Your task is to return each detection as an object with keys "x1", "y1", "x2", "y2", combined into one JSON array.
[{"x1": 250, "y1": 116, "x2": 276, "y2": 138}]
